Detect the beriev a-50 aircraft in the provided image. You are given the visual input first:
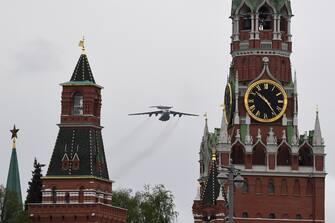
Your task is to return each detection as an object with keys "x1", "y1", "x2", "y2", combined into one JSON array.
[{"x1": 129, "y1": 106, "x2": 198, "y2": 121}]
